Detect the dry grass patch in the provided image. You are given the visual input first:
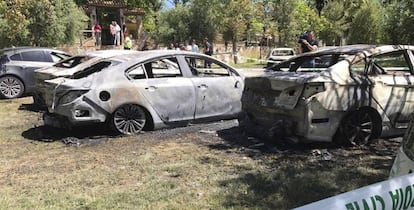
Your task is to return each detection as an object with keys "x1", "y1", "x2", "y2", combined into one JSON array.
[{"x1": 0, "y1": 97, "x2": 401, "y2": 209}]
